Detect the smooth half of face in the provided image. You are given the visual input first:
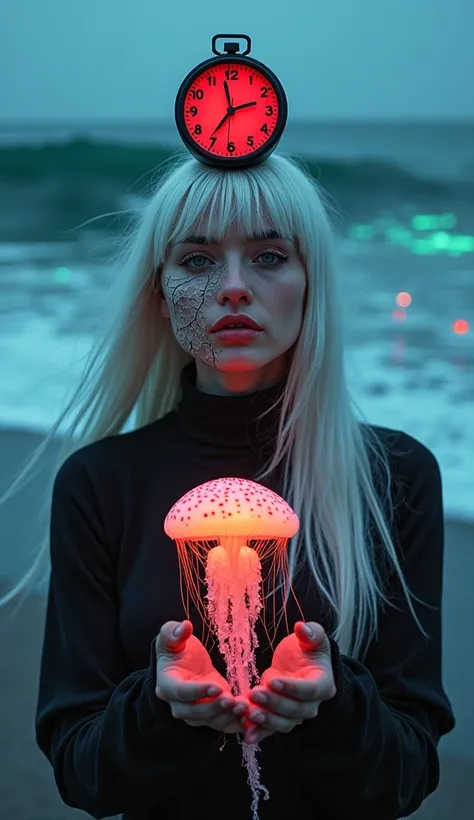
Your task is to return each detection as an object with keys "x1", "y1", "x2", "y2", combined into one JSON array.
[{"x1": 158, "y1": 215, "x2": 307, "y2": 389}]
